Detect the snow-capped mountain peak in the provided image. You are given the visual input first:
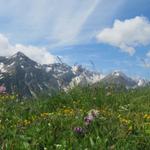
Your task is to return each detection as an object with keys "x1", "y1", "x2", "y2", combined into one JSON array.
[
  {"x1": 134, "y1": 78, "x2": 150, "y2": 87},
  {"x1": 12, "y1": 51, "x2": 27, "y2": 58},
  {"x1": 0, "y1": 52, "x2": 149, "y2": 98},
  {"x1": 112, "y1": 71, "x2": 126, "y2": 78}
]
